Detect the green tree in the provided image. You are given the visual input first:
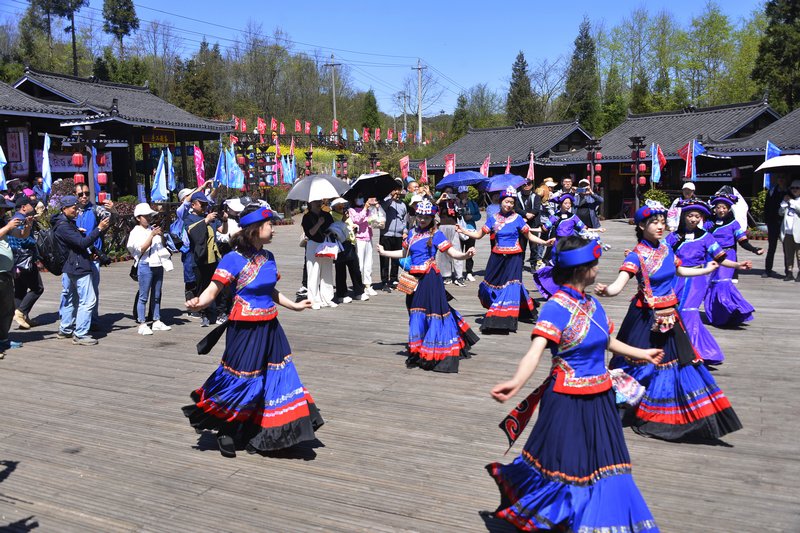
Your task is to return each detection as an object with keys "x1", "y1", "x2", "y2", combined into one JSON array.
[
  {"x1": 630, "y1": 66, "x2": 652, "y2": 114},
  {"x1": 752, "y1": 0, "x2": 800, "y2": 113},
  {"x1": 102, "y1": 0, "x2": 139, "y2": 58},
  {"x1": 54, "y1": 0, "x2": 89, "y2": 76},
  {"x1": 562, "y1": 17, "x2": 601, "y2": 134},
  {"x1": 600, "y1": 63, "x2": 627, "y2": 133},
  {"x1": 685, "y1": 1, "x2": 733, "y2": 105},
  {"x1": 29, "y1": 0, "x2": 61, "y2": 68},
  {"x1": 506, "y1": 51, "x2": 537, "y2": 124},
  {"x1": 449, "y1": 93, "x2": 470, "y2": 140},
  {"x1": 361, "y1": 89, "x2": 381, "y2": 129}
]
